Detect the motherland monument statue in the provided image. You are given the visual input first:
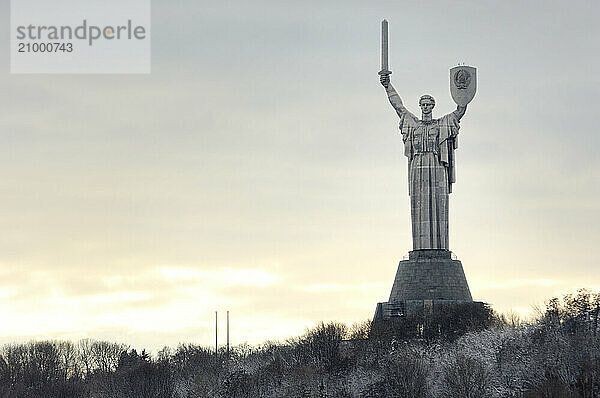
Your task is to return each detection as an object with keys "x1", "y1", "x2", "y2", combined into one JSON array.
[{"x1": 374, "y1": 20, "x2": 479, "y2": 319}]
